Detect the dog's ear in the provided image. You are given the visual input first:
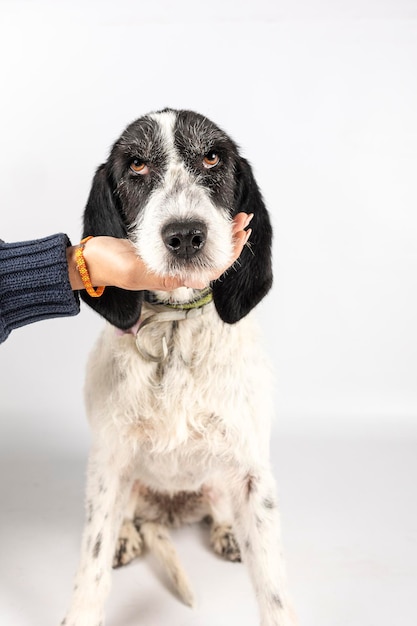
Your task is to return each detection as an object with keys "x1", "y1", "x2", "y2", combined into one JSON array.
[
  {"x1": 212, "y1": 157, "x2": 273, "y2": 324},
  {"x1": 80, "y1": 164, "x2": 144, "y2": 330}
]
